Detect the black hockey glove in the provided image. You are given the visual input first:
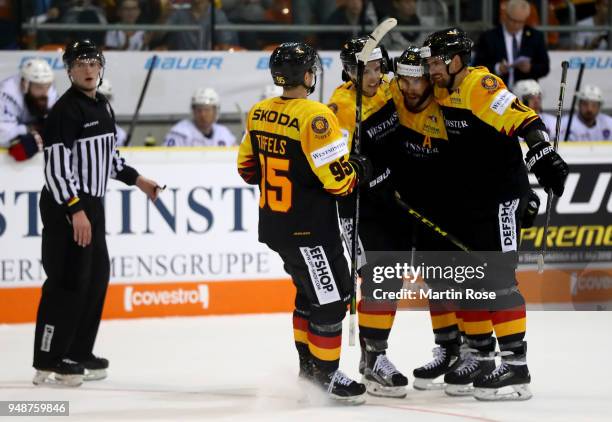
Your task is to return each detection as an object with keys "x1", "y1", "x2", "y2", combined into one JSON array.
[
  {"x1": 349, "y1": 154, "x2": 373, "y2": 187},
  {"x1": 525, "y1": 142, "x2": 569, "y2": 196},
  {"x1": 8, "y1": 133, "x2": 41, "y2": 161},
  {"x1": 521, "y1": 189, "x2": 540, "y2": 229}
]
